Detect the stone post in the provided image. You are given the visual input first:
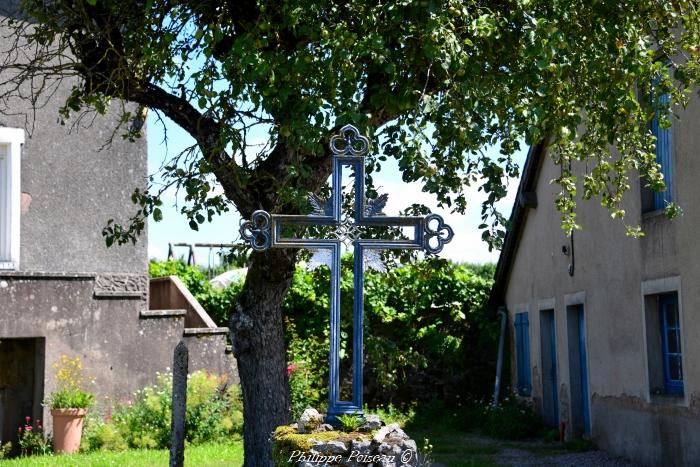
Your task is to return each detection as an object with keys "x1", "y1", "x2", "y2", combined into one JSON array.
[{"x1": 169, "y1": 341, "x2": 188, "y2": 467}]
